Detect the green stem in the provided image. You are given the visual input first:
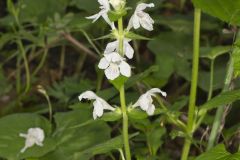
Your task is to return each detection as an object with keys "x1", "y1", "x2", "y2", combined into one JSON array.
[
  {"x1": 16, "y1": 54, "x2": 21, "y2": 94},
  {"x1": 208, "y1": 60, "x2": 214, "y2": 100},
  {"x1": 119, "y1": 148, "x2": 126, "y2": 160},
  {"x1": 33, "y1": 48, "x2": 48, "y2": 76},
  {"x1": 120, "y1": 86, "x2": 131, "y2": 160},
  {"x1": 207, "y1": 56, "x2": 233, "y2": 150},
  {"x1": 118, "y1": 17, "x2": 131, "y2": 160},
  {"x1": 194, "y1": 59, "x2": 215, "y2": 130},
  {"x1": 118, "y1": 18, "x2": 124, "y2": 56},
  {"x1": 17, "y1": 38, "x2": 31, "y2": 94},
  {"x1": 181, "y1": 8, "x2": 201, "y2": 160}
]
